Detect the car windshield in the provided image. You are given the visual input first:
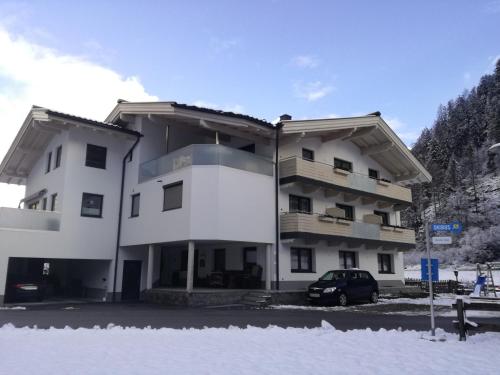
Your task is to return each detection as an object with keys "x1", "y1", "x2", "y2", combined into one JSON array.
[{"x1": 319, "y1": 271, "x2": 347, "y2": 281}]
